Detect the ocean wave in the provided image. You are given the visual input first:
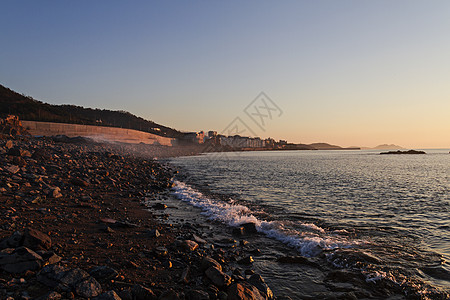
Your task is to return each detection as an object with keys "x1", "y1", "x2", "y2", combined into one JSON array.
[{"x1": 171, "y1": 180, "x2": 357, "y2": 257}]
